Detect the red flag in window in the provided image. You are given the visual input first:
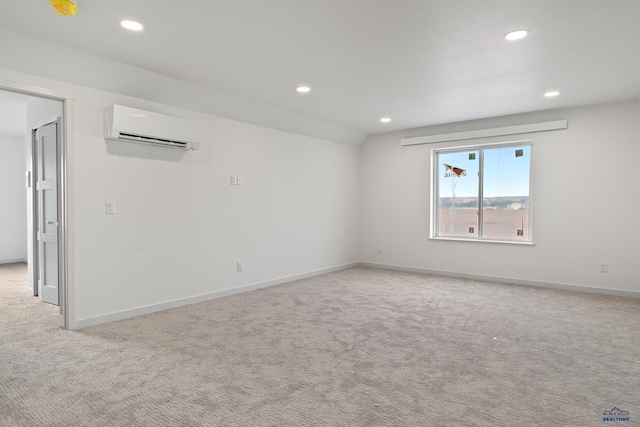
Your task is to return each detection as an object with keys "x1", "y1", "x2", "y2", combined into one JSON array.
[{"x1": 444, "y1": 164, "x2": 466, "y2": 177}]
